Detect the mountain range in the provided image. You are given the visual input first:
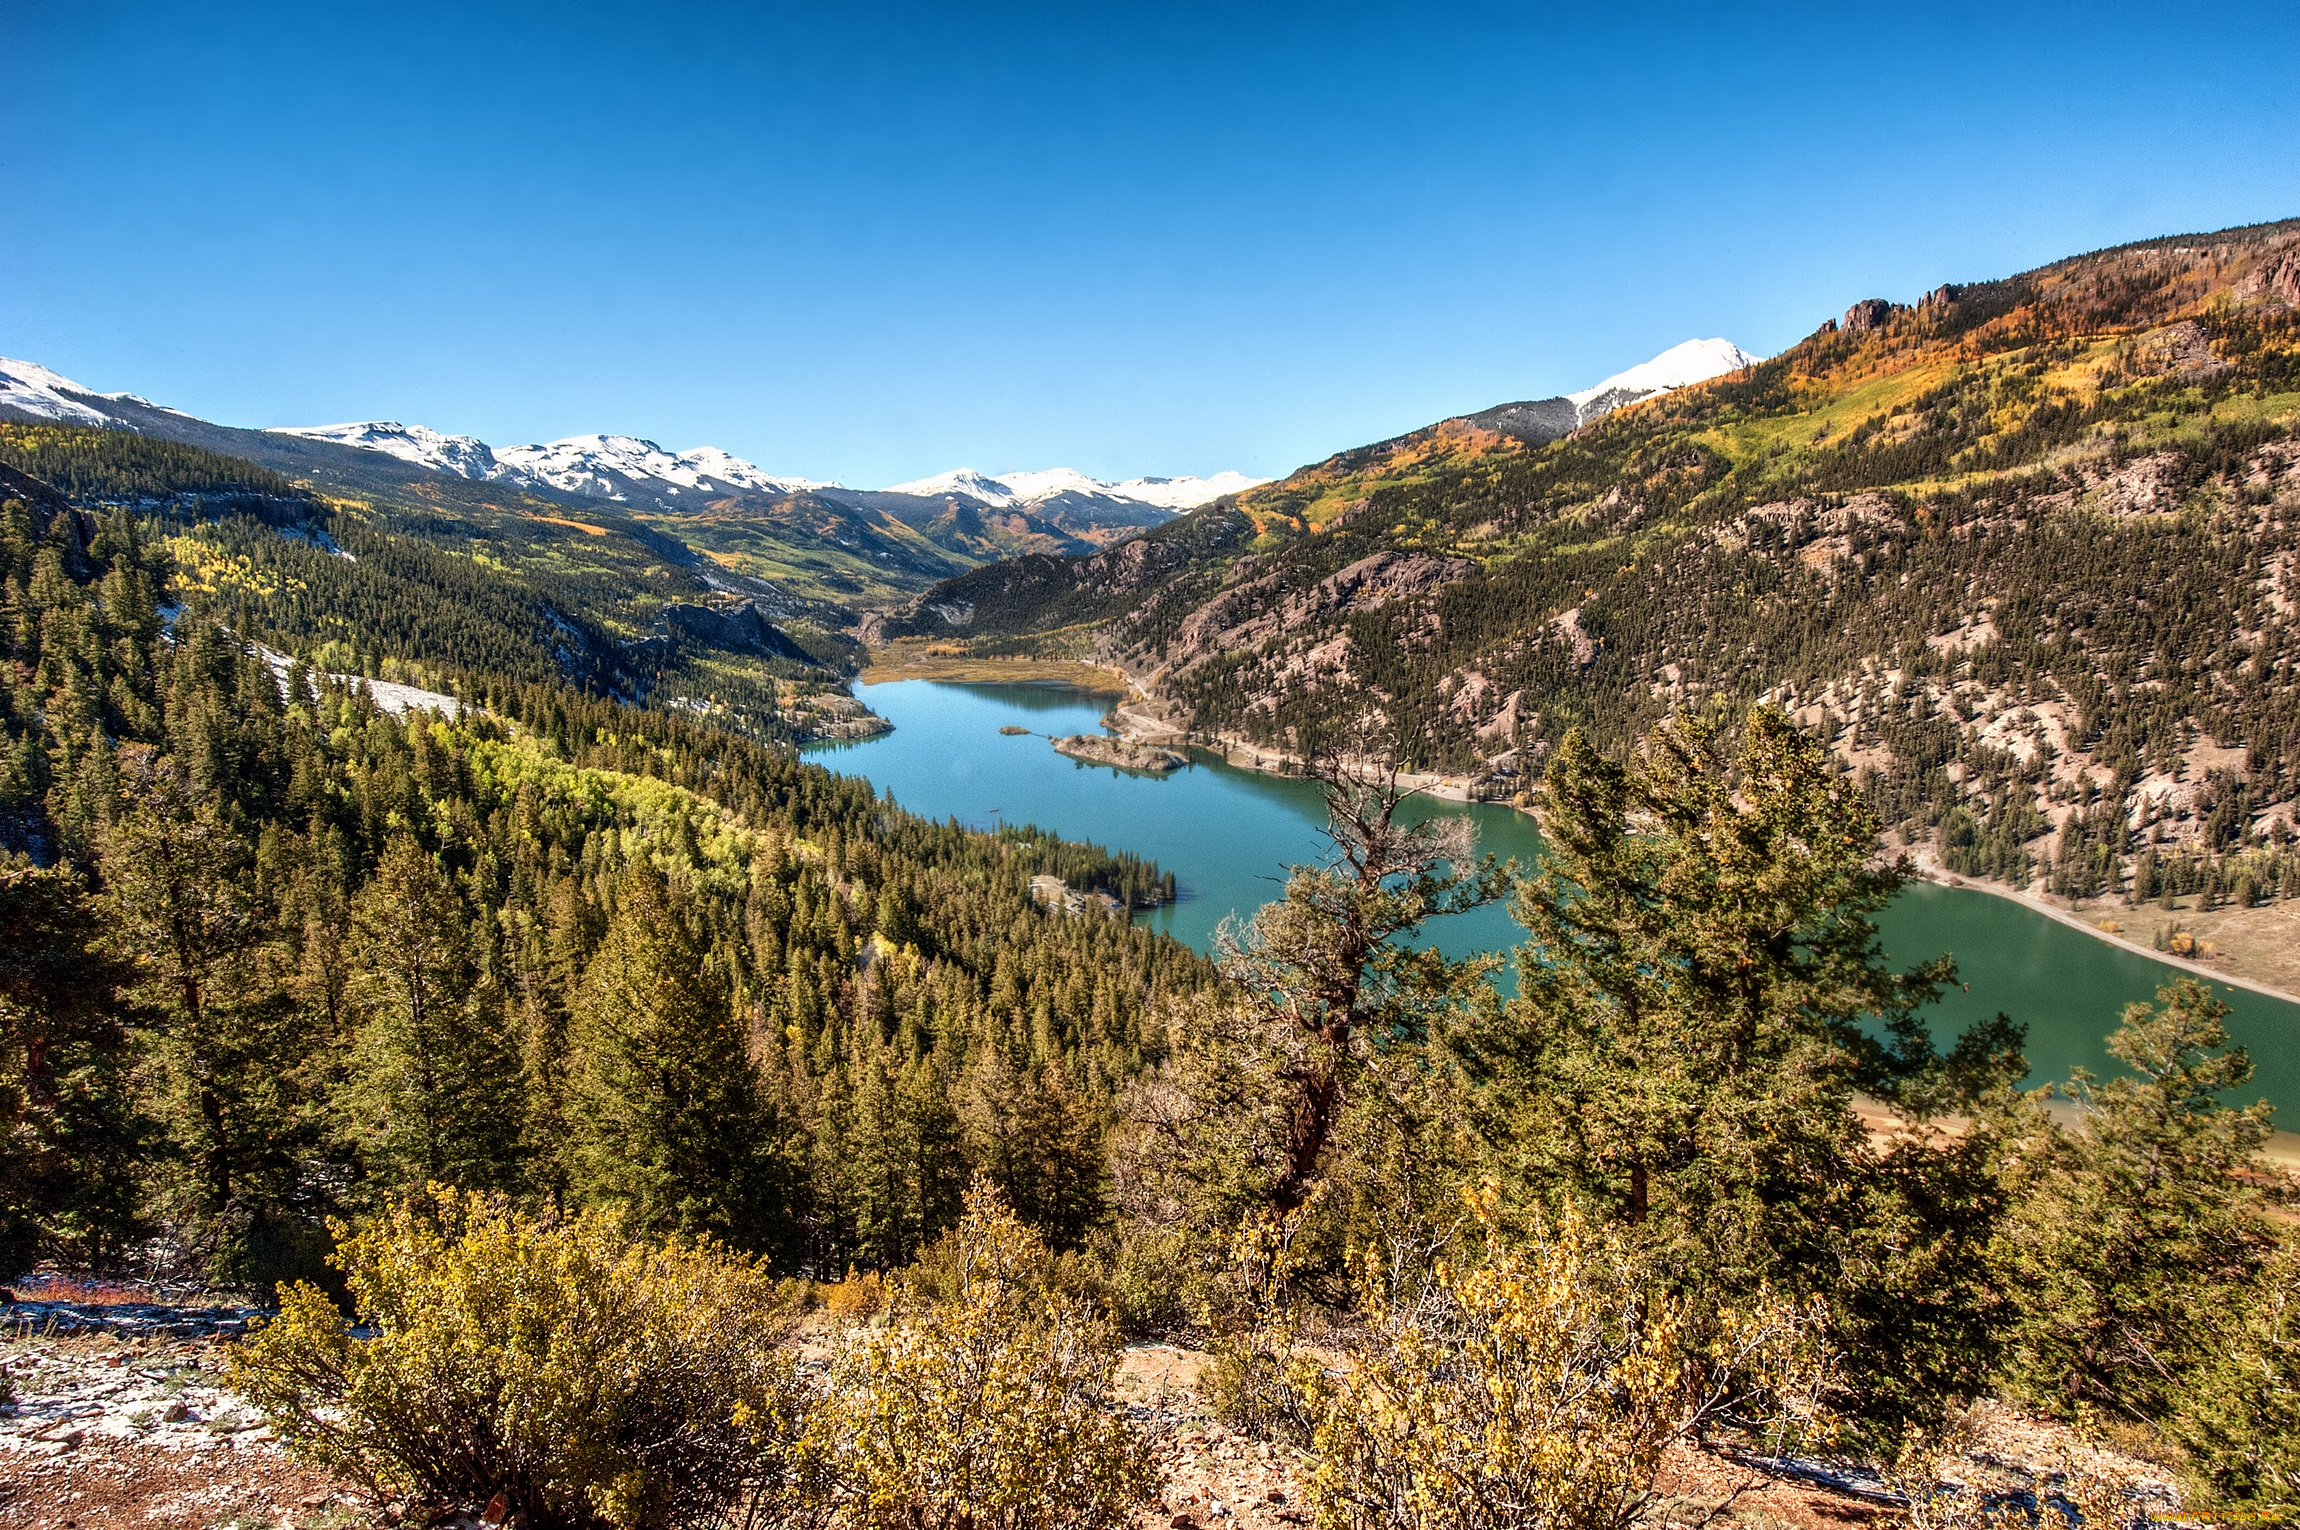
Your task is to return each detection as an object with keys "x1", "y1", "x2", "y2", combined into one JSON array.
[
  {"x1": 0, "y1": 331, "x2": 1761, "y2": 613},
  {"x1": 881, "y1": 220, "x2": 2300, "y2": 903},
  {"x1": 20, "y1": 215, "x2": 2296, "y2": 912}
]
